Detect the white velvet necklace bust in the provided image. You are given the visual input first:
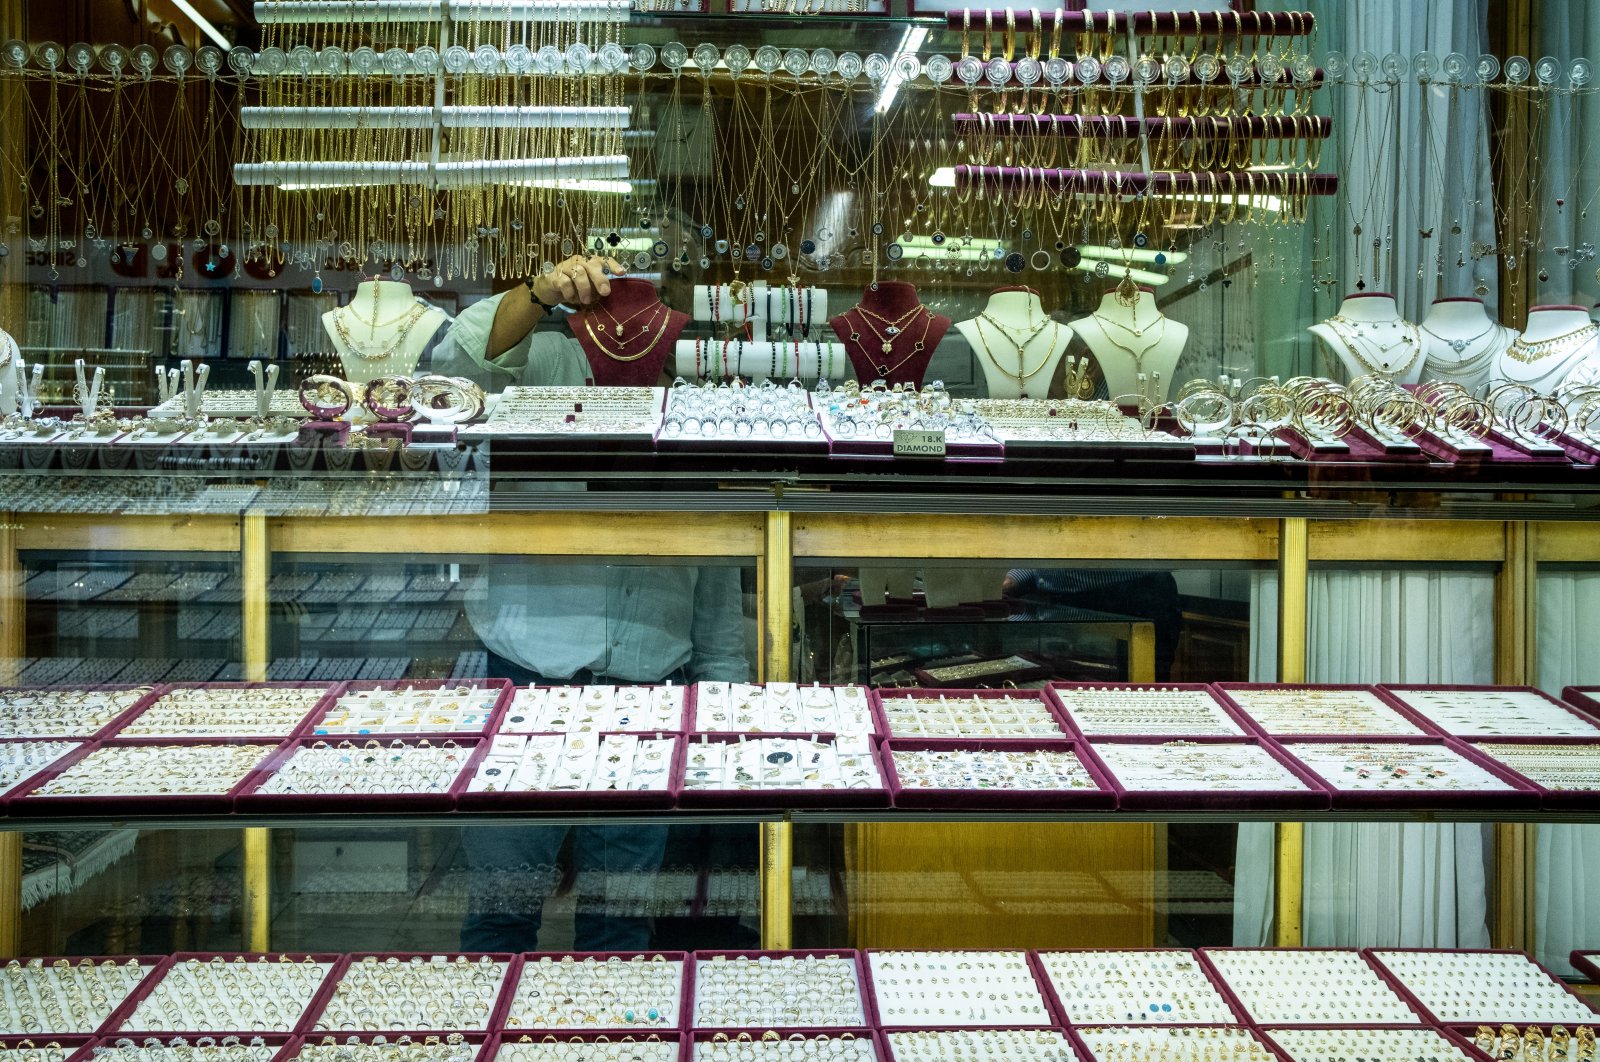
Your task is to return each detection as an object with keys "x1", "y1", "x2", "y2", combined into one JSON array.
[
  {"x1": 1068, "y1": 286, "x2": 1187, "y2": 404},
  {"x1": 323, "y1": 280, "x2": 448, "y2": 386},
  {"x1": 1498, "y1": 303, "x2": 1600, "y2": 390},
  {"x1": 1419, "y1": 297, "x2": 1514, "y2": 392},
  {"x1": 1309, "y1": 293, "x2": 1423, "y2": 384},
  {"x1": 956, "y1": 287, "x2": 1074, "y2": 399}
]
